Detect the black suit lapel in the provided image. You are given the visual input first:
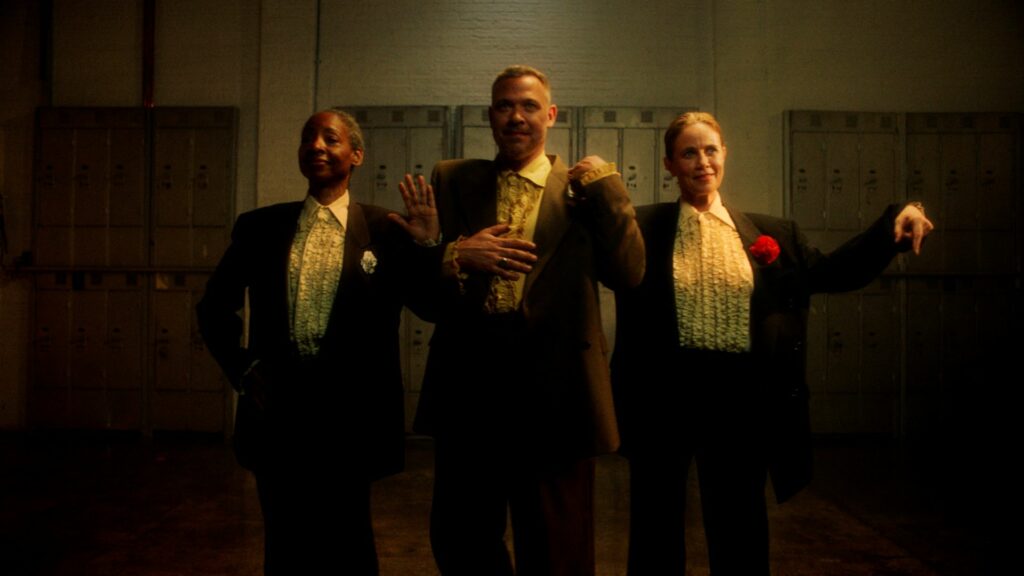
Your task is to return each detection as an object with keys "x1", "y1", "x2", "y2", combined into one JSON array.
[
  {"x1": 728, "y1": 207, "x2": 769, "y2": 281},
  {"x1": 646, "y1": 202, "x2": 681, "y2": 309},
  {"x1": 460, "y1": 161, "x2": 499, "y2": 236},
  {"x1": 268, "y1": 203, "x2": 304, "y2": 339},
  {"x1": 325, "y1": 201, "x2": 372, "y2": 339}
]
